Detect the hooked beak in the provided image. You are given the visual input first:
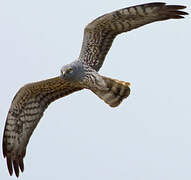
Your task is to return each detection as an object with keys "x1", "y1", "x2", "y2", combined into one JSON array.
[{"x1": 60, "y1": 70, "x2": 66, "y2": 78}]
